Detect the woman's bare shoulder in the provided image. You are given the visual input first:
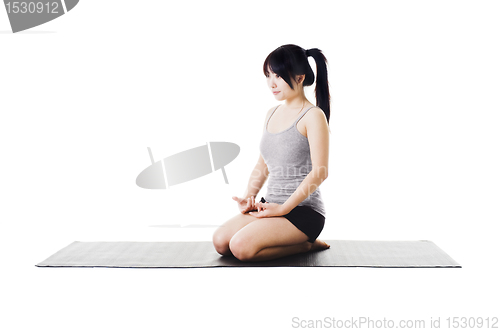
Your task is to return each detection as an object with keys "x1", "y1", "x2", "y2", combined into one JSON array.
[
  {"x1": 266, "y1": 105, "x2": 279, "y2": 115},
  {"x1": 302, "y1": 106, "x2": 330, "y2": 133},
  {"x1": 264, "y1": 105, "x2": 280, "y2": 120},
  {"x1": 304, "y1": 106, "x2": 328, "y2": 124}
]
